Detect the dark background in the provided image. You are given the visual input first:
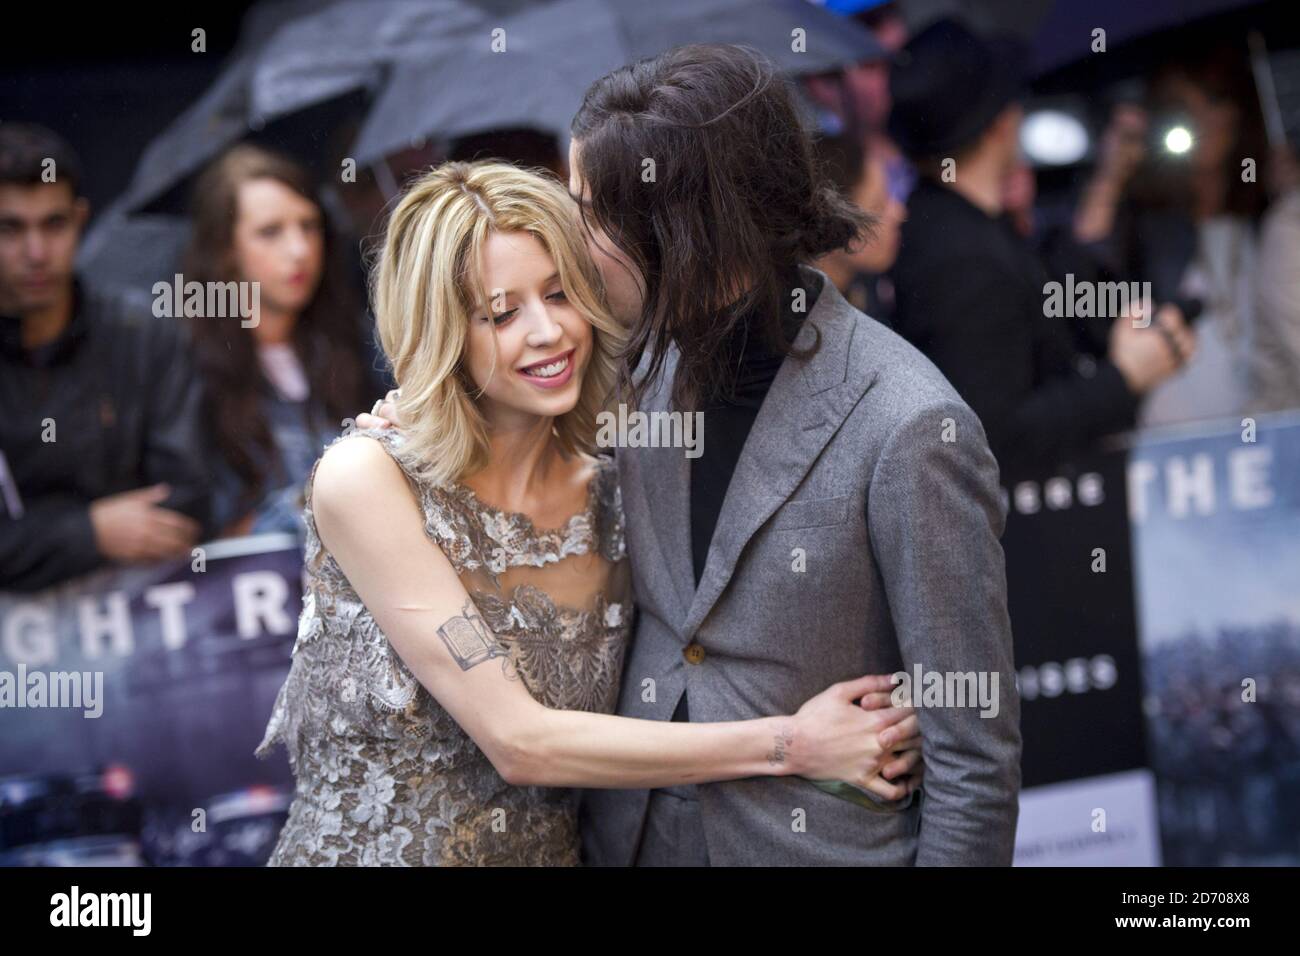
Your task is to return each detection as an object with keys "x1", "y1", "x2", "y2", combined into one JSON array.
[{"x1": 1, "y1": 6, "x2": 253, "y2": 218}]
